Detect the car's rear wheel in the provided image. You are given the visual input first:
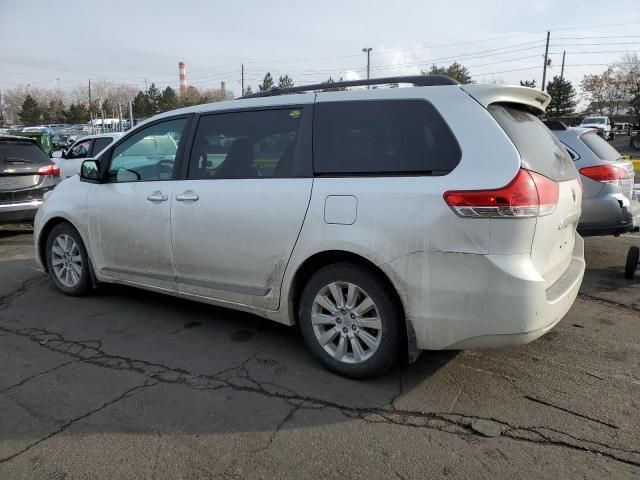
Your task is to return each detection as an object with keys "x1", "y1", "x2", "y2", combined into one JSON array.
[
  {"x1": 625, "y1": 246, "x2": 639, "y2": 280},
  {"x1": 46, "y1": 223, "x2": 92, "y2": 296},
  {"x1": 298, "y1": 263, "x2": 403, "y2": 379}
]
